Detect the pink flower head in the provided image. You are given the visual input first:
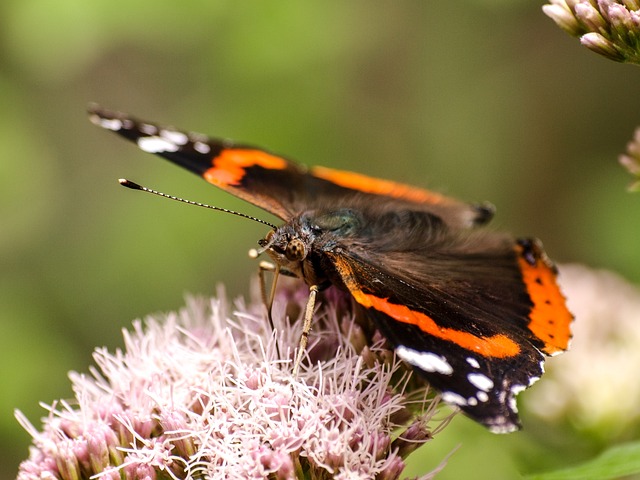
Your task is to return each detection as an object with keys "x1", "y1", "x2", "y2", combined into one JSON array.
[
  {"x1": 16, "y1": 284, "x2": 448, "y2": 479},
  {"x1": 544, "y1": 0, "x2": 640, "y2": 63}
]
